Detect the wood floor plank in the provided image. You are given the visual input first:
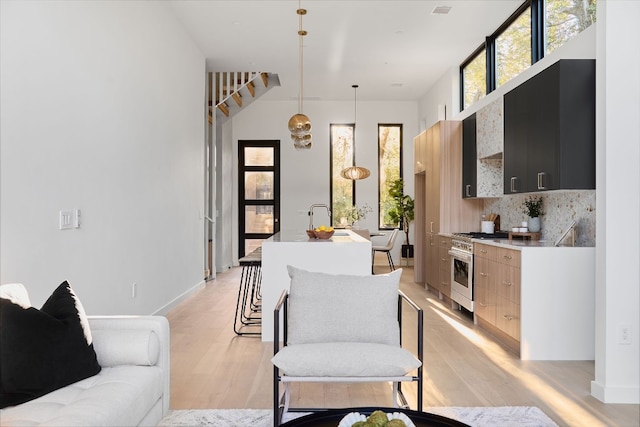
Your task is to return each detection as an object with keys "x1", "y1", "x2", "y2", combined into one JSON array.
[{"x1": 166, "y1": 266, "x2": 639, "y2": 426}]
